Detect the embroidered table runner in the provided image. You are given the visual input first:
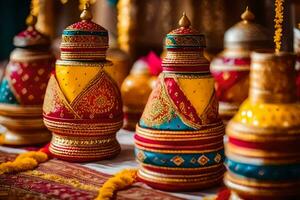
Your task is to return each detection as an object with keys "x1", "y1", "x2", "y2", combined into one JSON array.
[{"x1": 0, "y1": 151, "x2": 185, "y2": 200}]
